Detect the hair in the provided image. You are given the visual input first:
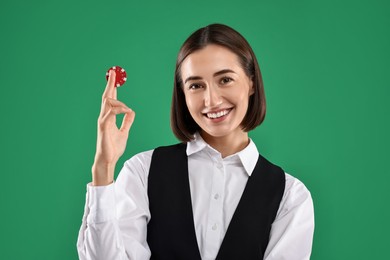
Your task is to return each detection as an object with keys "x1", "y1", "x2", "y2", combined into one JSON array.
[{"x1": 171, "y1": 23, "x2": 266, "y2": 142}]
